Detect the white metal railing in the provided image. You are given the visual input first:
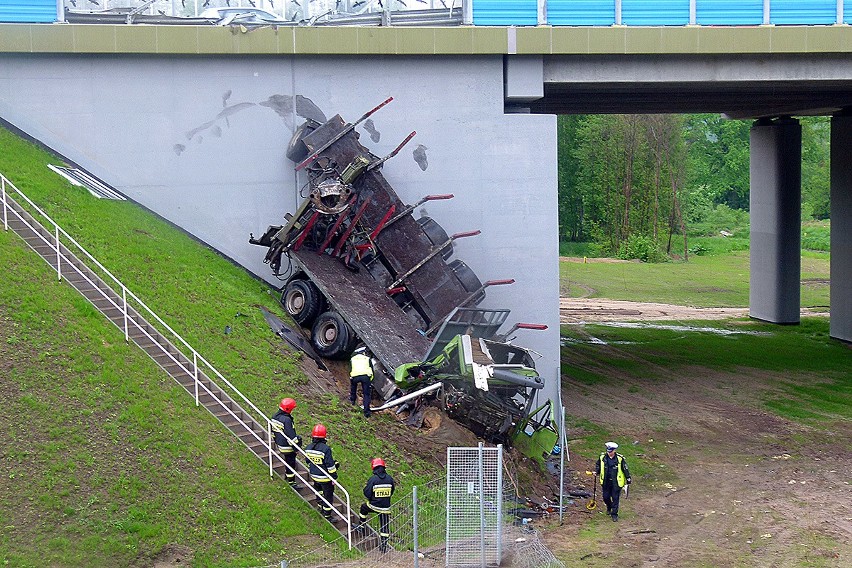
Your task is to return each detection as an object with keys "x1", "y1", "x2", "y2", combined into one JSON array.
[{"x1": 0, "y1": 172, "x2": 352, "y2": 547}]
